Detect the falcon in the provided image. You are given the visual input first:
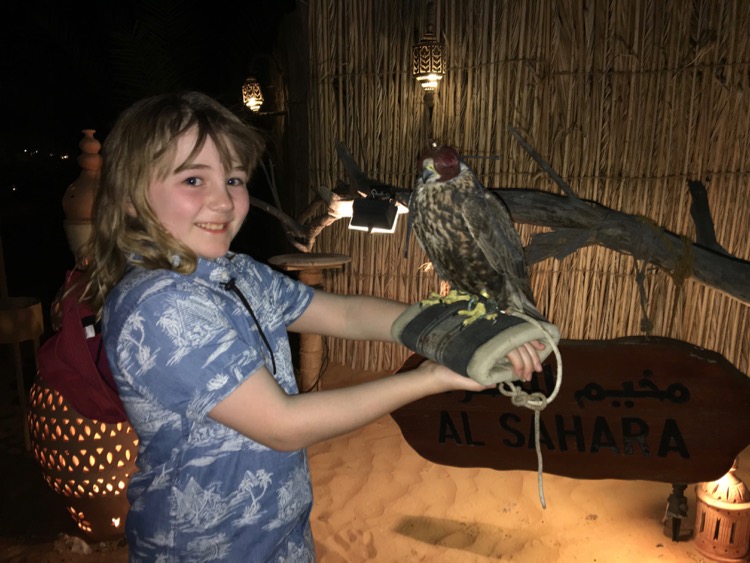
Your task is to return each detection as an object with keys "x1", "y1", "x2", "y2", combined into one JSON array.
[{"x1": 410, "y1": 145, "x2": 546, "y2": 323}]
